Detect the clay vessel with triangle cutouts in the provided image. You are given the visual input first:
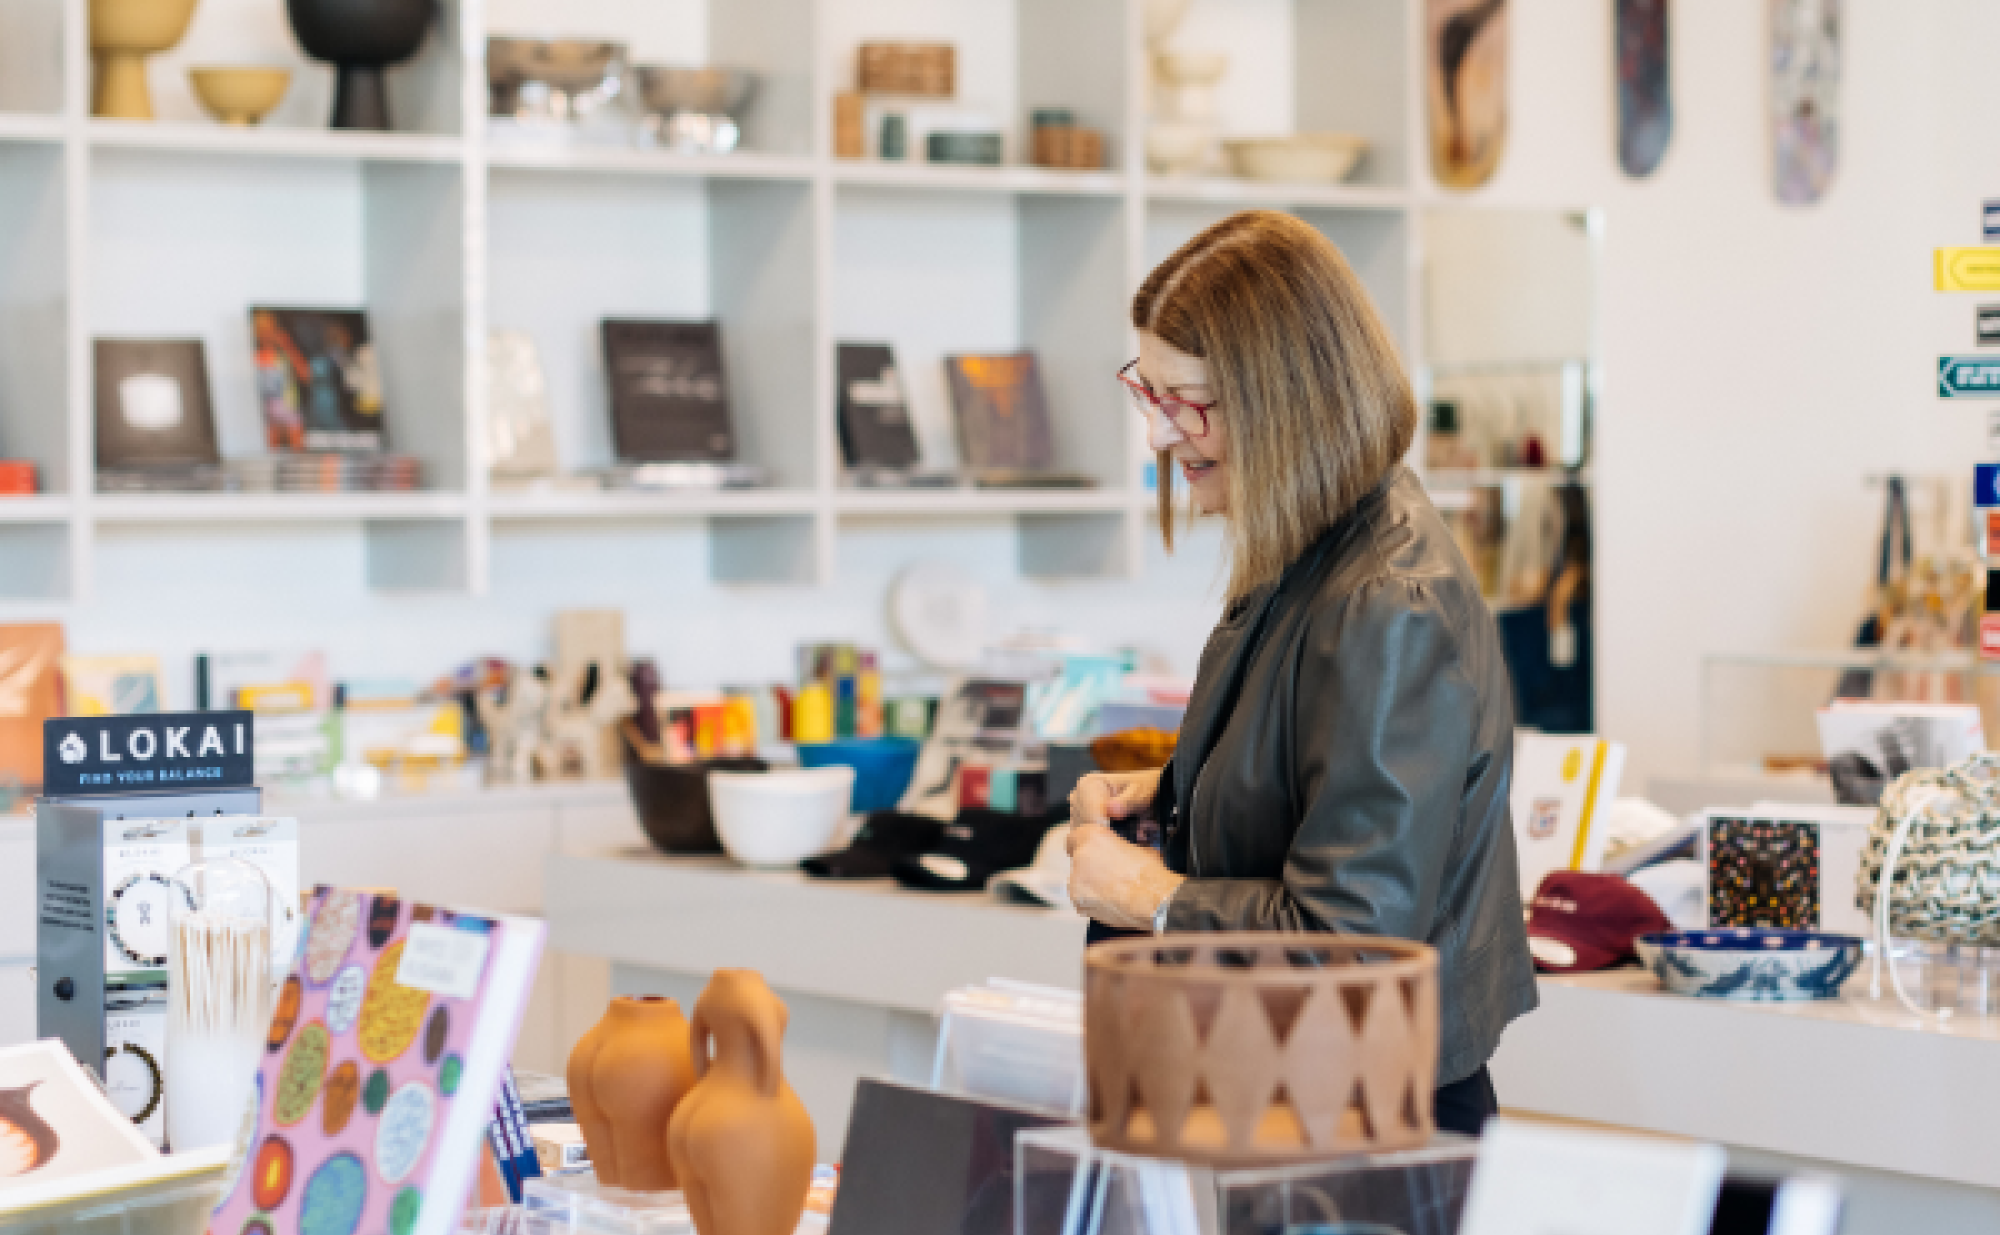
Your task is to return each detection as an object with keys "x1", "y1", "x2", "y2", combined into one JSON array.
[
  {"x1": 667, "y1": 969, "x2": 815, "y2": 1235},
  {"x1": 567, "y1": 995, "x2": 697, "y2": 1189}
]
